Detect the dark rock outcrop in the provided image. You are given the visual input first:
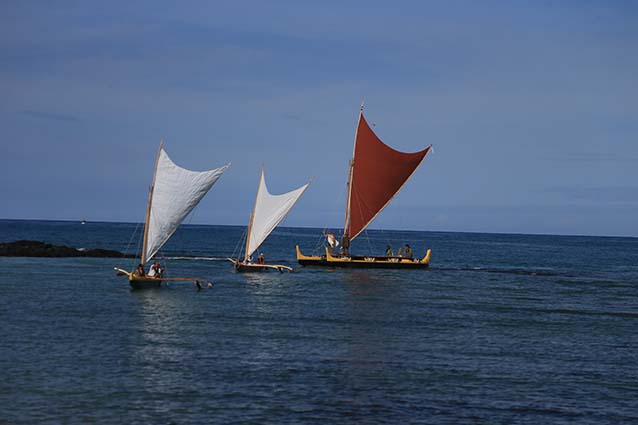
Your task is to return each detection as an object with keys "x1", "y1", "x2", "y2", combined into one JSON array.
[{"x1": 0, "y1": 240, "x2": 134, "y2": 258}]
